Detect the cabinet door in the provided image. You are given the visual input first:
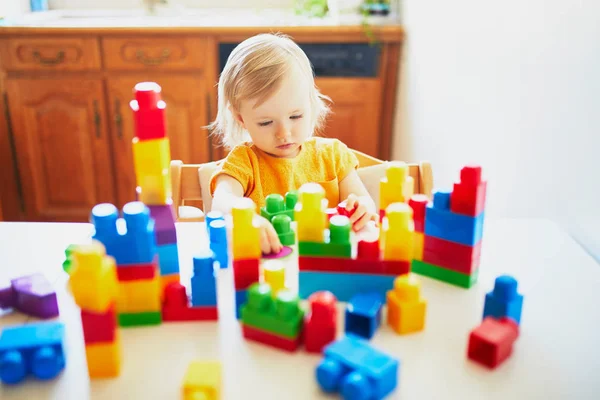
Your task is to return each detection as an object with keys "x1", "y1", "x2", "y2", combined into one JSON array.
[
  {"x1": 5, "y1": 78, "x2": 116, "y2": 222},
  {"x1": 106, "y1": 75, "x2": 211, "y2": 208},
  {"x1": 315, "y1": 78, "x2": 382, "y2": 158}
]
